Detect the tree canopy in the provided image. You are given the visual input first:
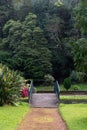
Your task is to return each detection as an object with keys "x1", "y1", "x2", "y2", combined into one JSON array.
[{"x1": 0, "y1": 0, "x2": 87, "y2": 82}]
